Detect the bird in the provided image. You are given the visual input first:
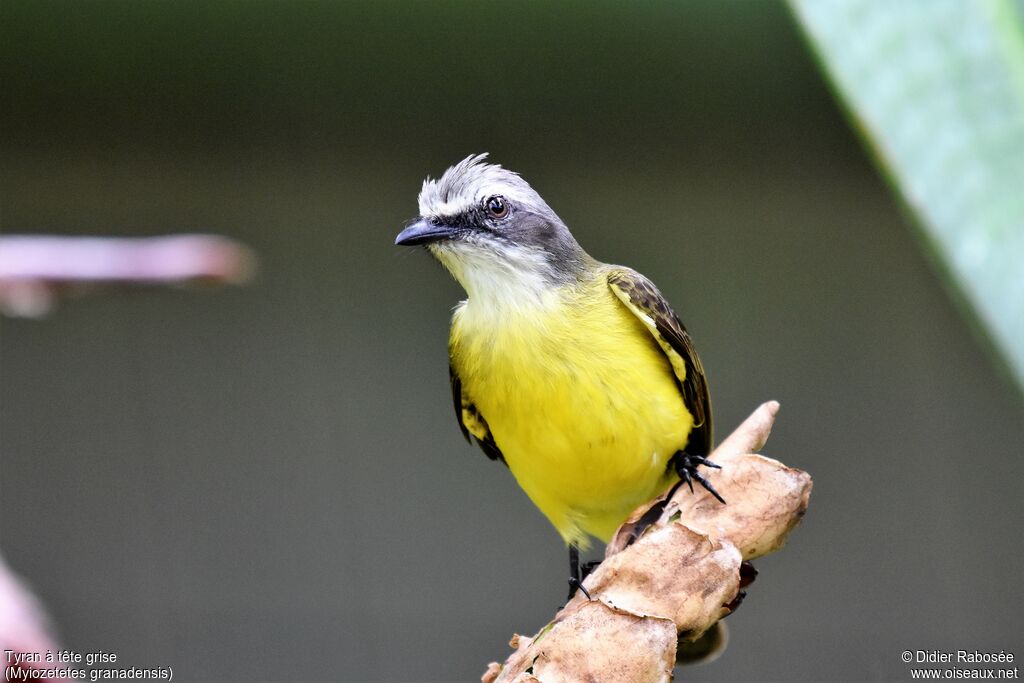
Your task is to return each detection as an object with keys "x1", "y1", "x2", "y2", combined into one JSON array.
[{"x1": 395, "y1": 154, "x2": 722, "y2": 595}]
